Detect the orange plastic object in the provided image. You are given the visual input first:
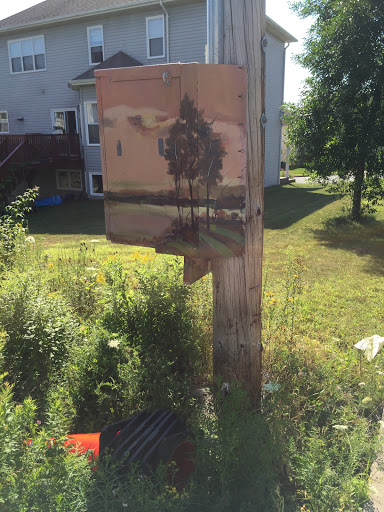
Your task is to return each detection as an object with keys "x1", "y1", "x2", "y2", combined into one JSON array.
[{"x1": 95, "y1": 63, "x2": 247, "y2": 260}]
